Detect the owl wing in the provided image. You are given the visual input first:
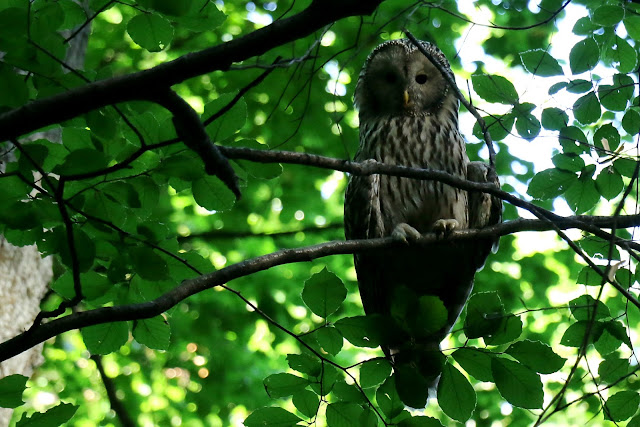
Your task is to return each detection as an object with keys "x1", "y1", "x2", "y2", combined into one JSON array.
[
  {"x1": 467, "y1": 161, "x2": 502, "y2": 270},
  {"x1": 344, "y1": 166, "x2": 389, "y2": 317}
]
